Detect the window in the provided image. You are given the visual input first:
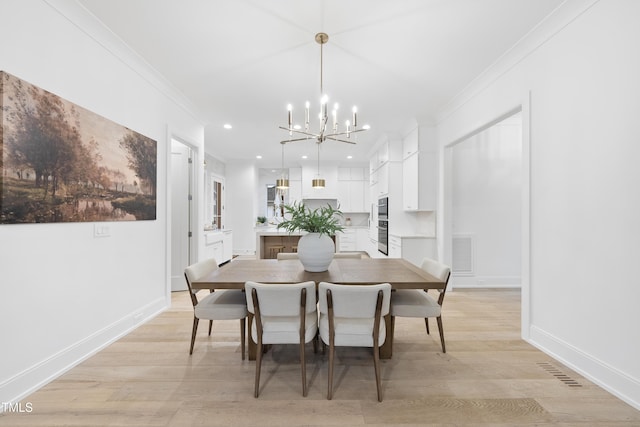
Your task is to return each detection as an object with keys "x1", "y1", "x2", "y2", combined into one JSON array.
[{"x1": 206, "y1": 174, "x2": 224, "y2": 230}]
